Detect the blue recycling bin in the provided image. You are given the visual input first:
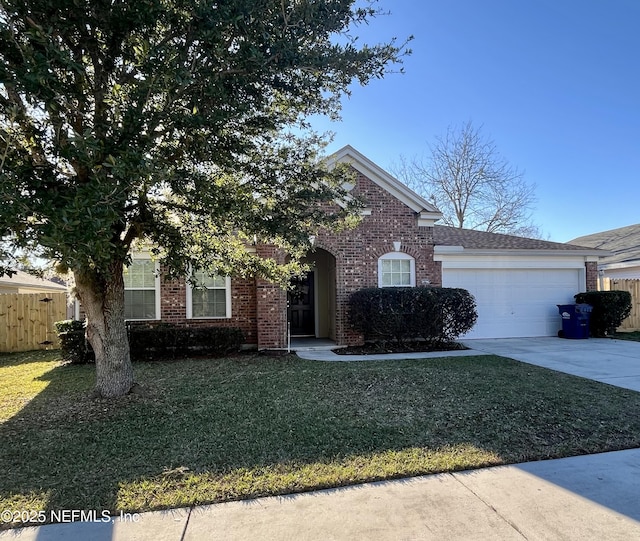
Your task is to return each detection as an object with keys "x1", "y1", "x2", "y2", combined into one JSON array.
[{"x1": 557, "y1": 304, "x2": 592, "y2": 339}]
